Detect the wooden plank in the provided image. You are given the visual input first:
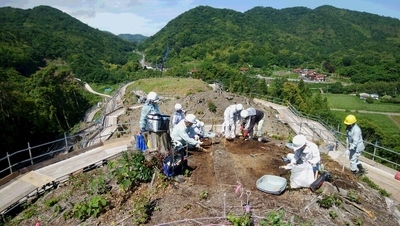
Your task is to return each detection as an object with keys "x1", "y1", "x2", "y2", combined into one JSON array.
[
  {"x1": 19, "y1": 171, "x2": 54, "y2": 187},
  {"x1": 0, "y1": 144, "x2": 128, "y2": 214},
  {"x1": 0, "y1": 180, "x2": 35, "y2": 213}
]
